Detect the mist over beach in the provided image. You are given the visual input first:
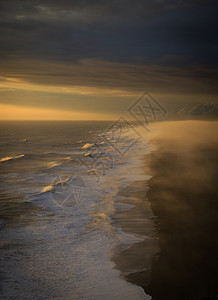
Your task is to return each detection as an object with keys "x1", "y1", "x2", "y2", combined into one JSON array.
[{"x1": 114, "y1": 120, "x2": 218, "y2": 300}]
